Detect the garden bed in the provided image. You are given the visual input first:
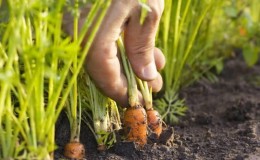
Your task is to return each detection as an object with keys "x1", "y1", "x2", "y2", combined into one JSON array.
[{"x1": 55, "y1": 54, "x2": 260, "y2": 159}]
